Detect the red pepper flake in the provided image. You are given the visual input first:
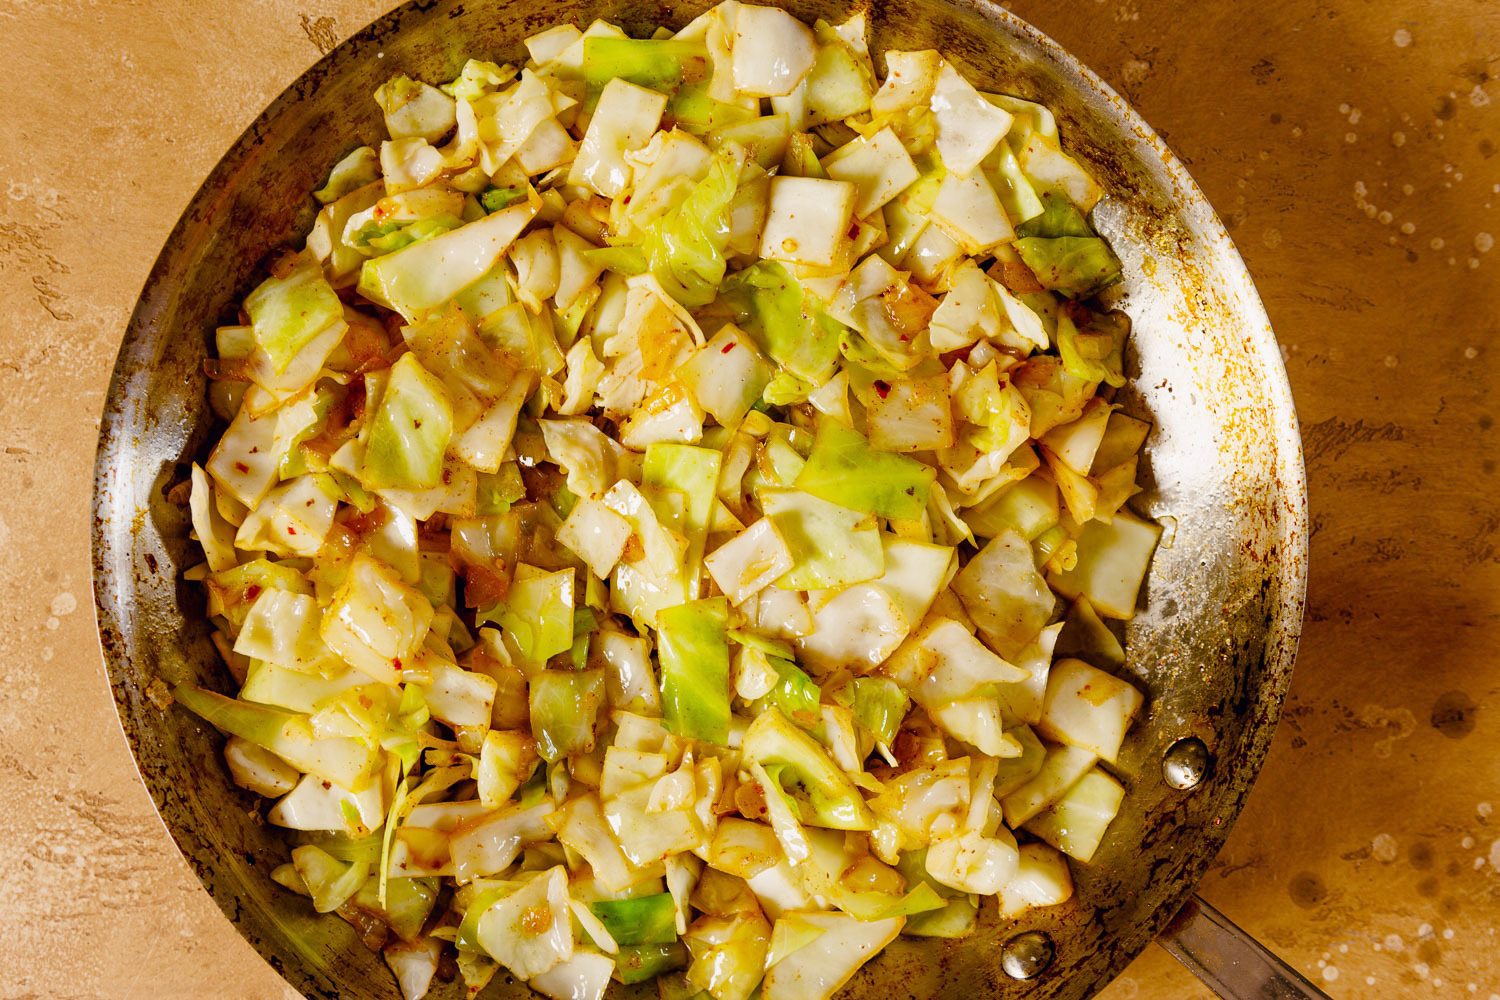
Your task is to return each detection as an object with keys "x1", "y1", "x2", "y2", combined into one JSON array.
[
  {"x1": 873, "y1": 380, "x2": 891, "y2": 399},
  {"x1": 244, "y1": 584, "x2": 262, "y2": 601},
  {"x1": 721, "y1": 342, "x2": 736, "y2": 354},
  {"x1": 233, "y1": 461, "x2": 250, "y2": 473},
  {"x1": 392, "y1": 657, "x2": 403, "y2": 670},
  {"x1": 286, "y1": 526, "x2": 297, "y2": 535}
]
